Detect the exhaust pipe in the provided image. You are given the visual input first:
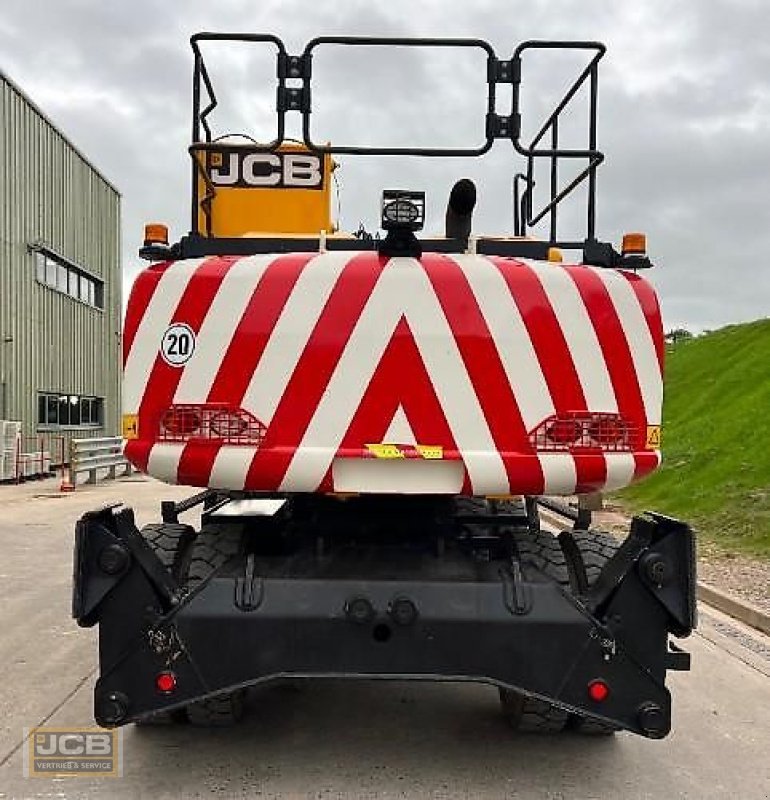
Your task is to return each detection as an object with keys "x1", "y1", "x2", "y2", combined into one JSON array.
[{"x1": 444, "y1": 179, "x2": 477, "y2": 243}]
